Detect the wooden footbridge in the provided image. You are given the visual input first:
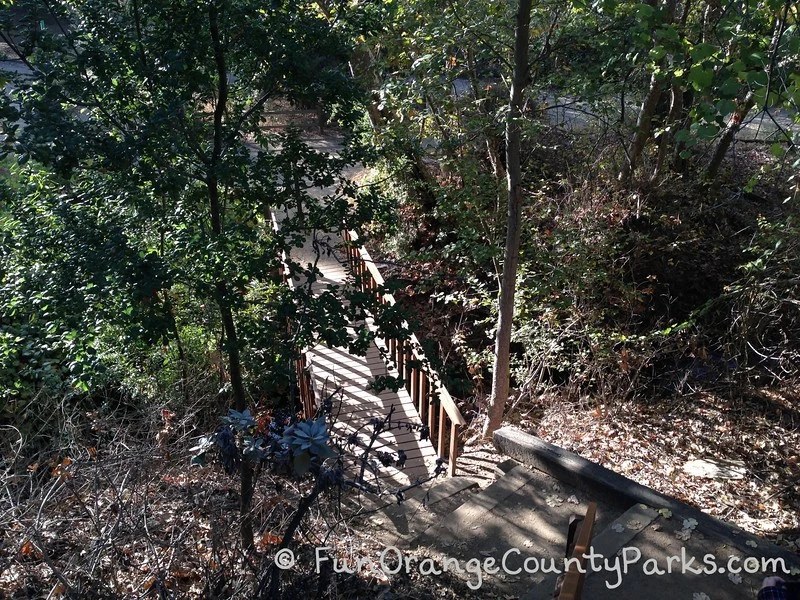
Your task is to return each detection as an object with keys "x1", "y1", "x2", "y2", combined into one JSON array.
[{"x1": 278, "y1": 217, "x2": 466, "y2": 489}]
